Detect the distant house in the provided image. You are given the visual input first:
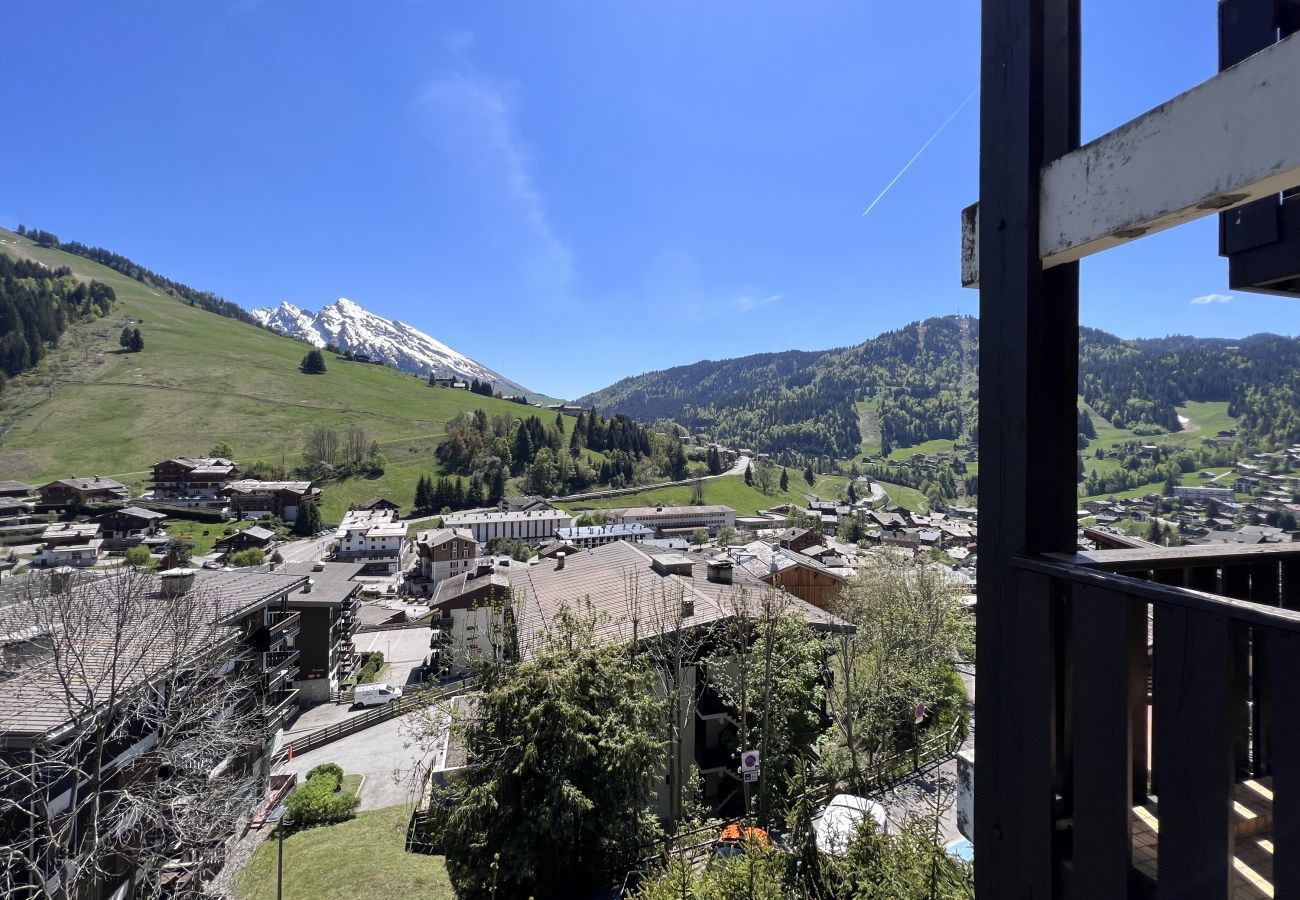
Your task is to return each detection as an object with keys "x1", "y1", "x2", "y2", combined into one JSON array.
[
  {"x1": 358, "y1": 496, "x2": 401, "y2": 512},
  {"x1": 37, "y1": 476, "x2": 130, "y2": 508},
  {"x1": 214, "y1": 525, "x2": 277, "y2": 556},
  {"x1": 334, "y1": 509, "x2": 409, "y2": 573},
  {"x1": 412, "y1": 528, "x2": 480, "y2": 592},
  {"x1": 775, "y1": 527, "x2": 821, "y2": 554},
  {"x1": 555, "y1": 523, "x2": 653, "y2": 549},
  {"x1": 500, "y1": 495, "x2": 553, "y2": 513},
  {"x1": 94, "y1": 506, "x2": 168, "y2": 550},
  {"x1": 150, "y1": 457, "x2": 239, "y2": 508},
  {"x1": 0, "y1": 481, "x2": 33, "y2": 499},
  {"x1": 32, "y1": 523, "x2": 104, "y2": 568},
  {"x1": 606, "y1": 505, "x2": 735, "y2": 538},
  {"x1": 221, "y1": 480, "x2": 321, "y2": 522}
]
